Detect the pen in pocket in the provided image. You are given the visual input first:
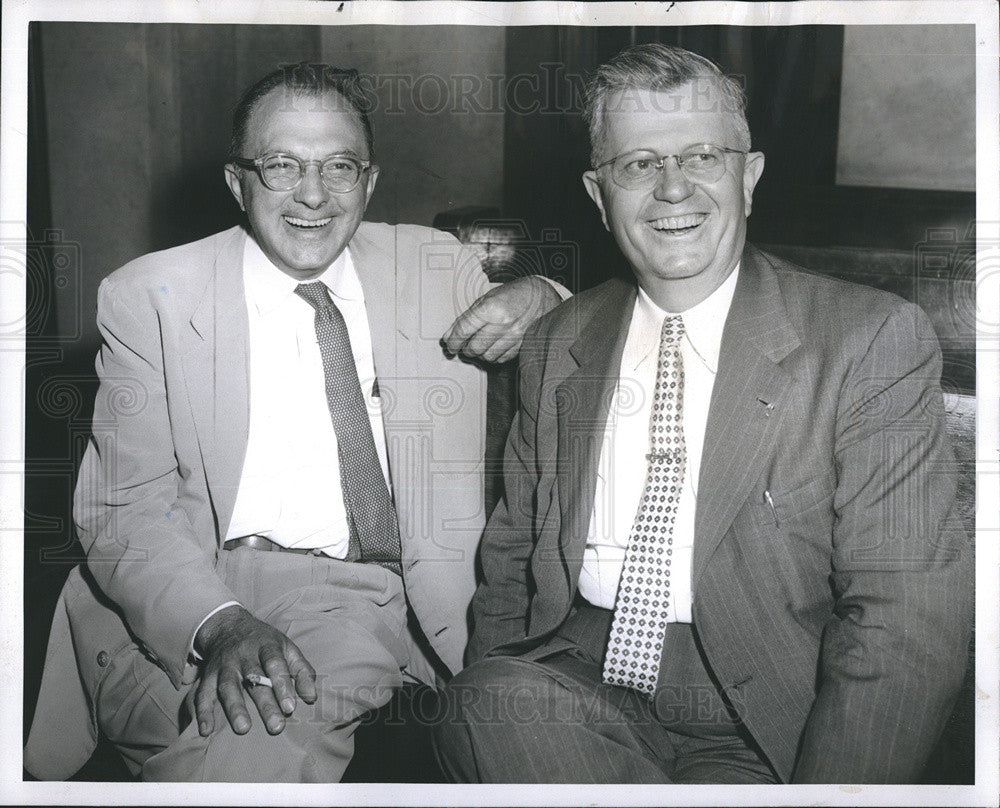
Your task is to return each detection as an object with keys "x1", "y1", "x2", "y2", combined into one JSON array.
[{"x1": 763, "y1": 490, "x2": 780, "y2": 528}]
